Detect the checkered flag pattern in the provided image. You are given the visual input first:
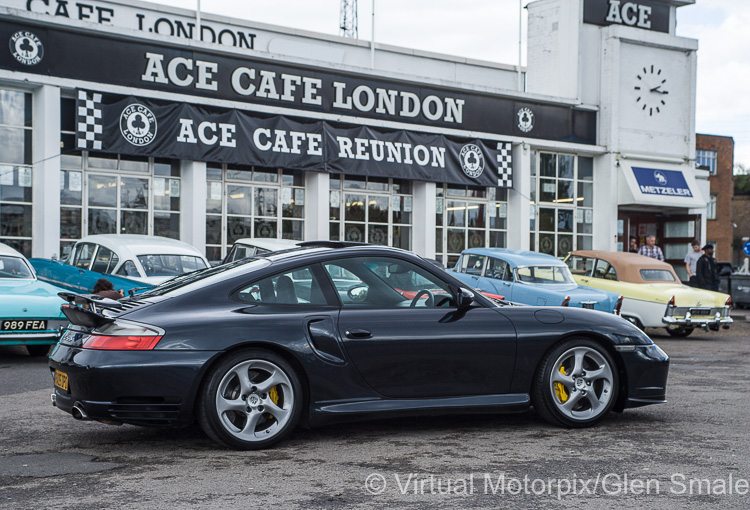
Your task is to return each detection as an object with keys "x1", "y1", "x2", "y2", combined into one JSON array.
[
  {"x1": 76, "y1": 90, "x2": 103, "y2": 150},
  {"x1": 496, "y1": 142, "x2": 513, "y2": 188}
]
